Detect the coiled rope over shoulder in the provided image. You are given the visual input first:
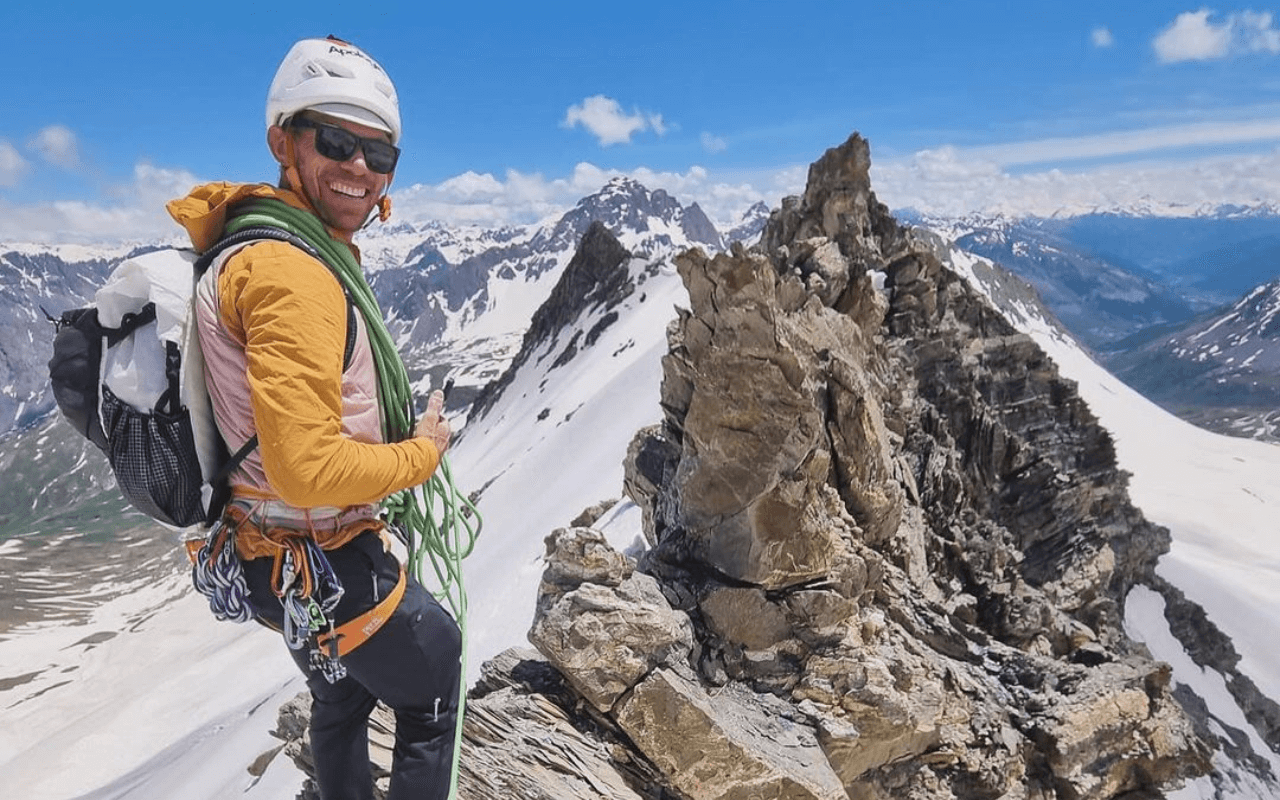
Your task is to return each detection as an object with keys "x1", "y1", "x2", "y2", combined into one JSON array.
[{"x1": 224, "y1": 197, "x2": 480, "y2": 799}]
